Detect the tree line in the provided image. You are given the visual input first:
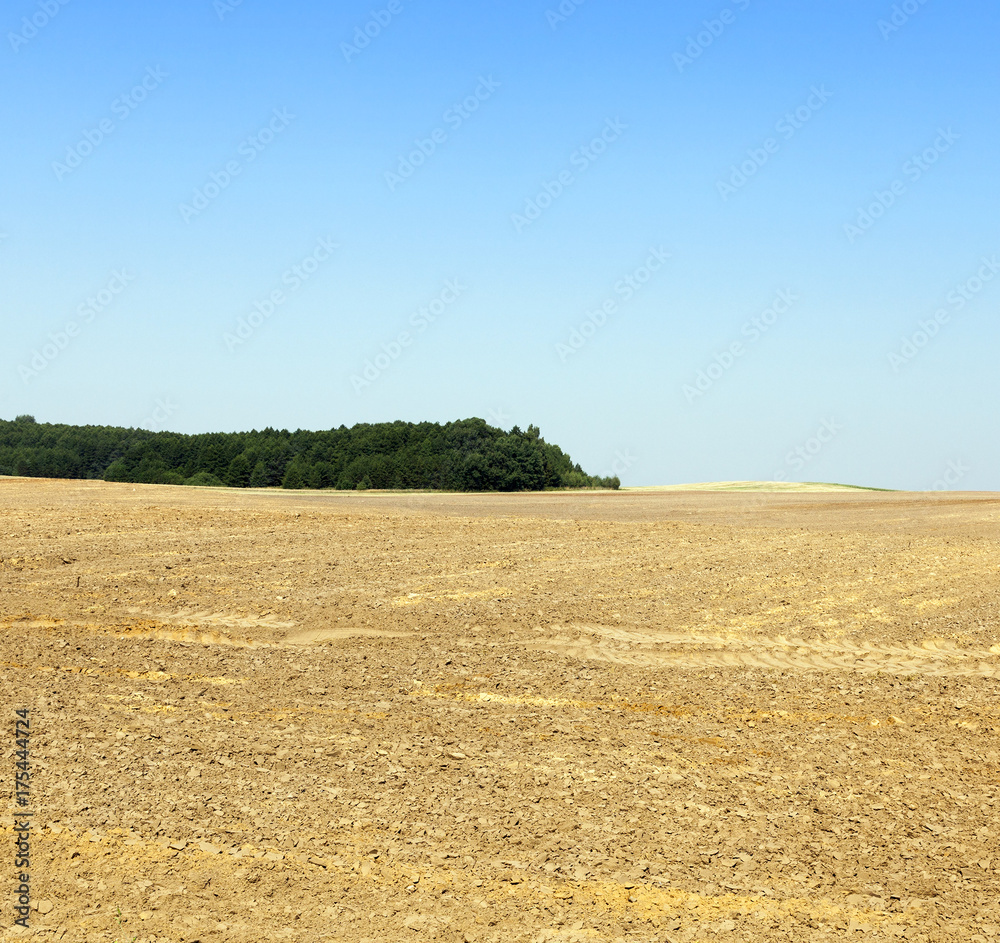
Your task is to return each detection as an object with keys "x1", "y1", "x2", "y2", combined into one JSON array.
[{"x1": 0, "y1": 415, "x2": 620, "y2": 492}]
